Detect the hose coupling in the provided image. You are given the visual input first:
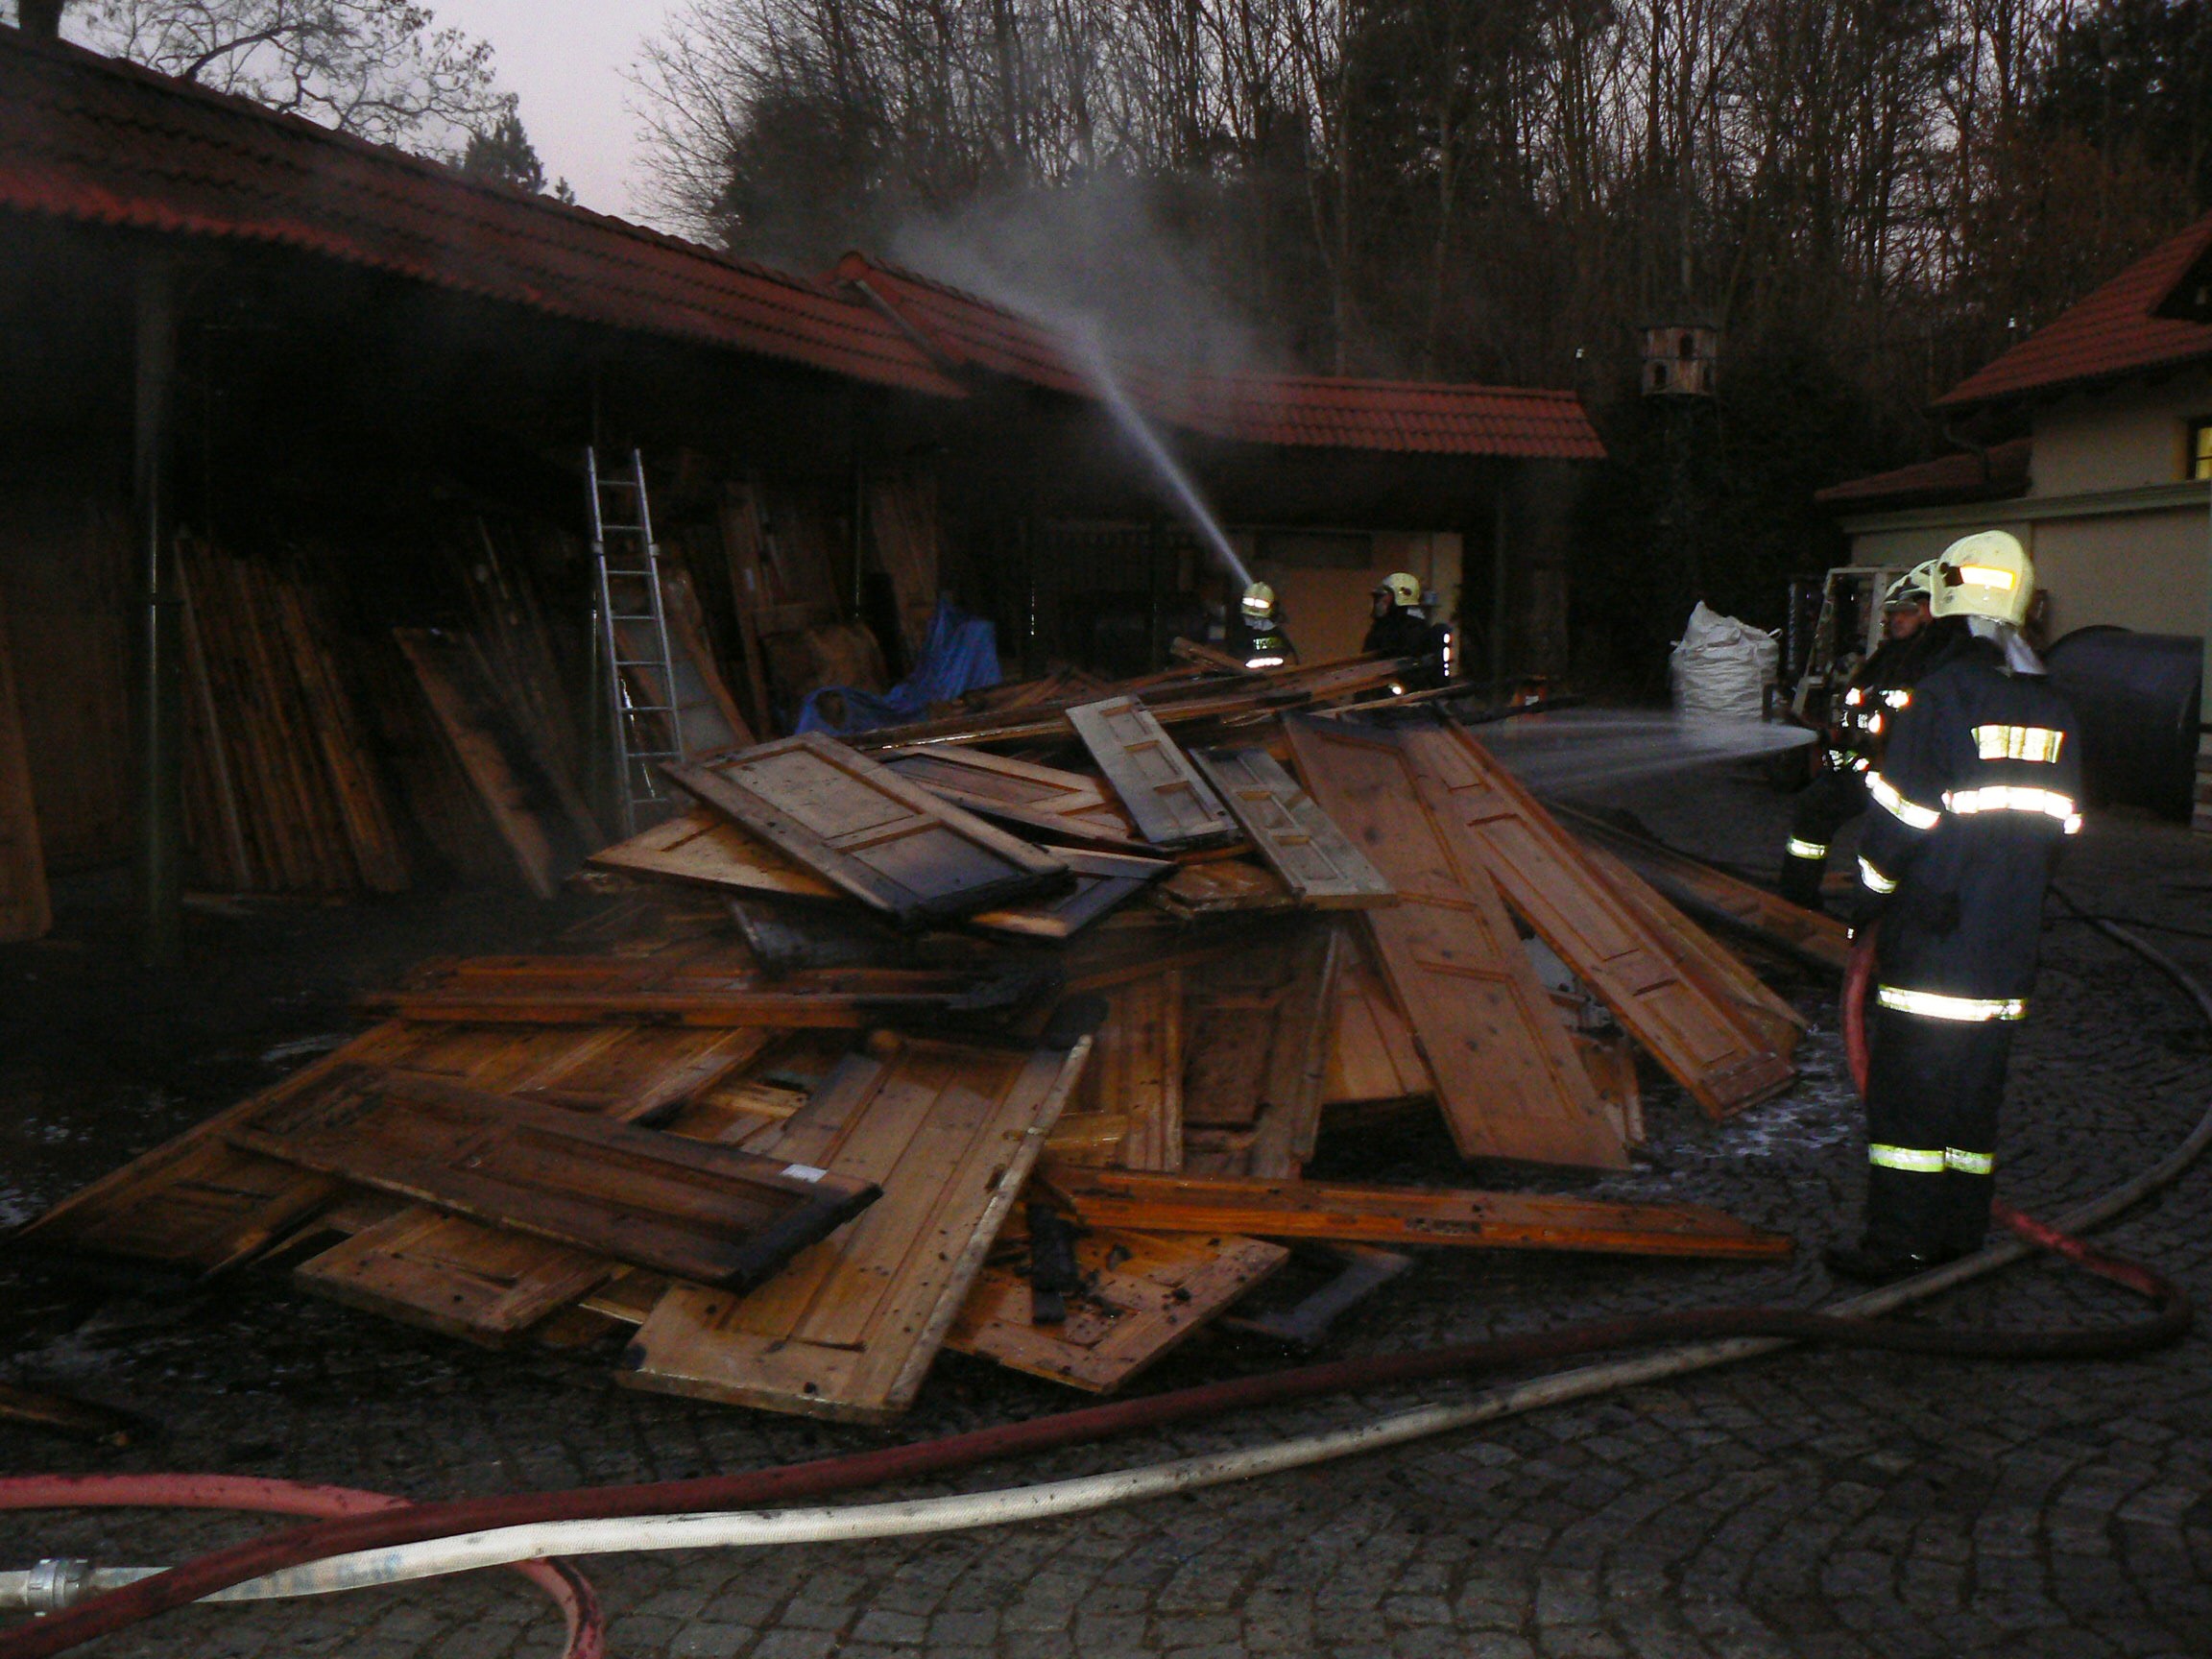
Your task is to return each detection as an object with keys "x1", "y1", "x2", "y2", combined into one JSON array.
[{"x1": 2, "y1": 1559, "x2": 90, "y2": 1615}]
